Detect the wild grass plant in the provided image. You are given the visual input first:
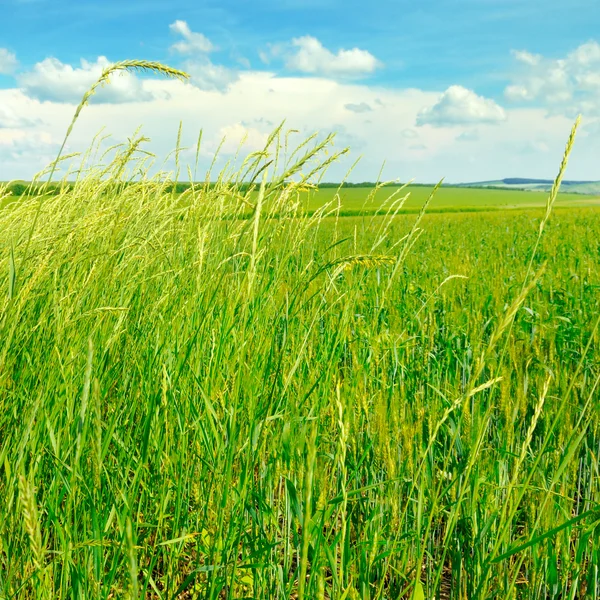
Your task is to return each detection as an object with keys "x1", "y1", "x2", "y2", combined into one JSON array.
[{"x1": 0, "y1": 64, "x2": 599, "y2": 599}]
